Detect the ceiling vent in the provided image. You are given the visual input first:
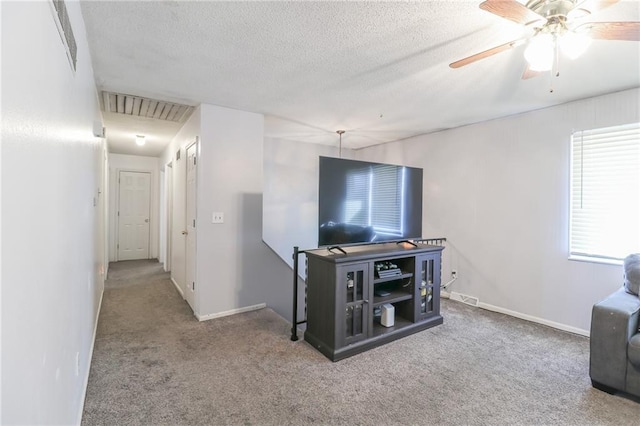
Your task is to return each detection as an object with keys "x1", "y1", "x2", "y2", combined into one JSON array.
[
  {"x1": 101, "y1": 91, "x2": 194, "y2": 123},
  {"x1": 51, "y1": 0, "x2": 77, "y2": 71}
]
